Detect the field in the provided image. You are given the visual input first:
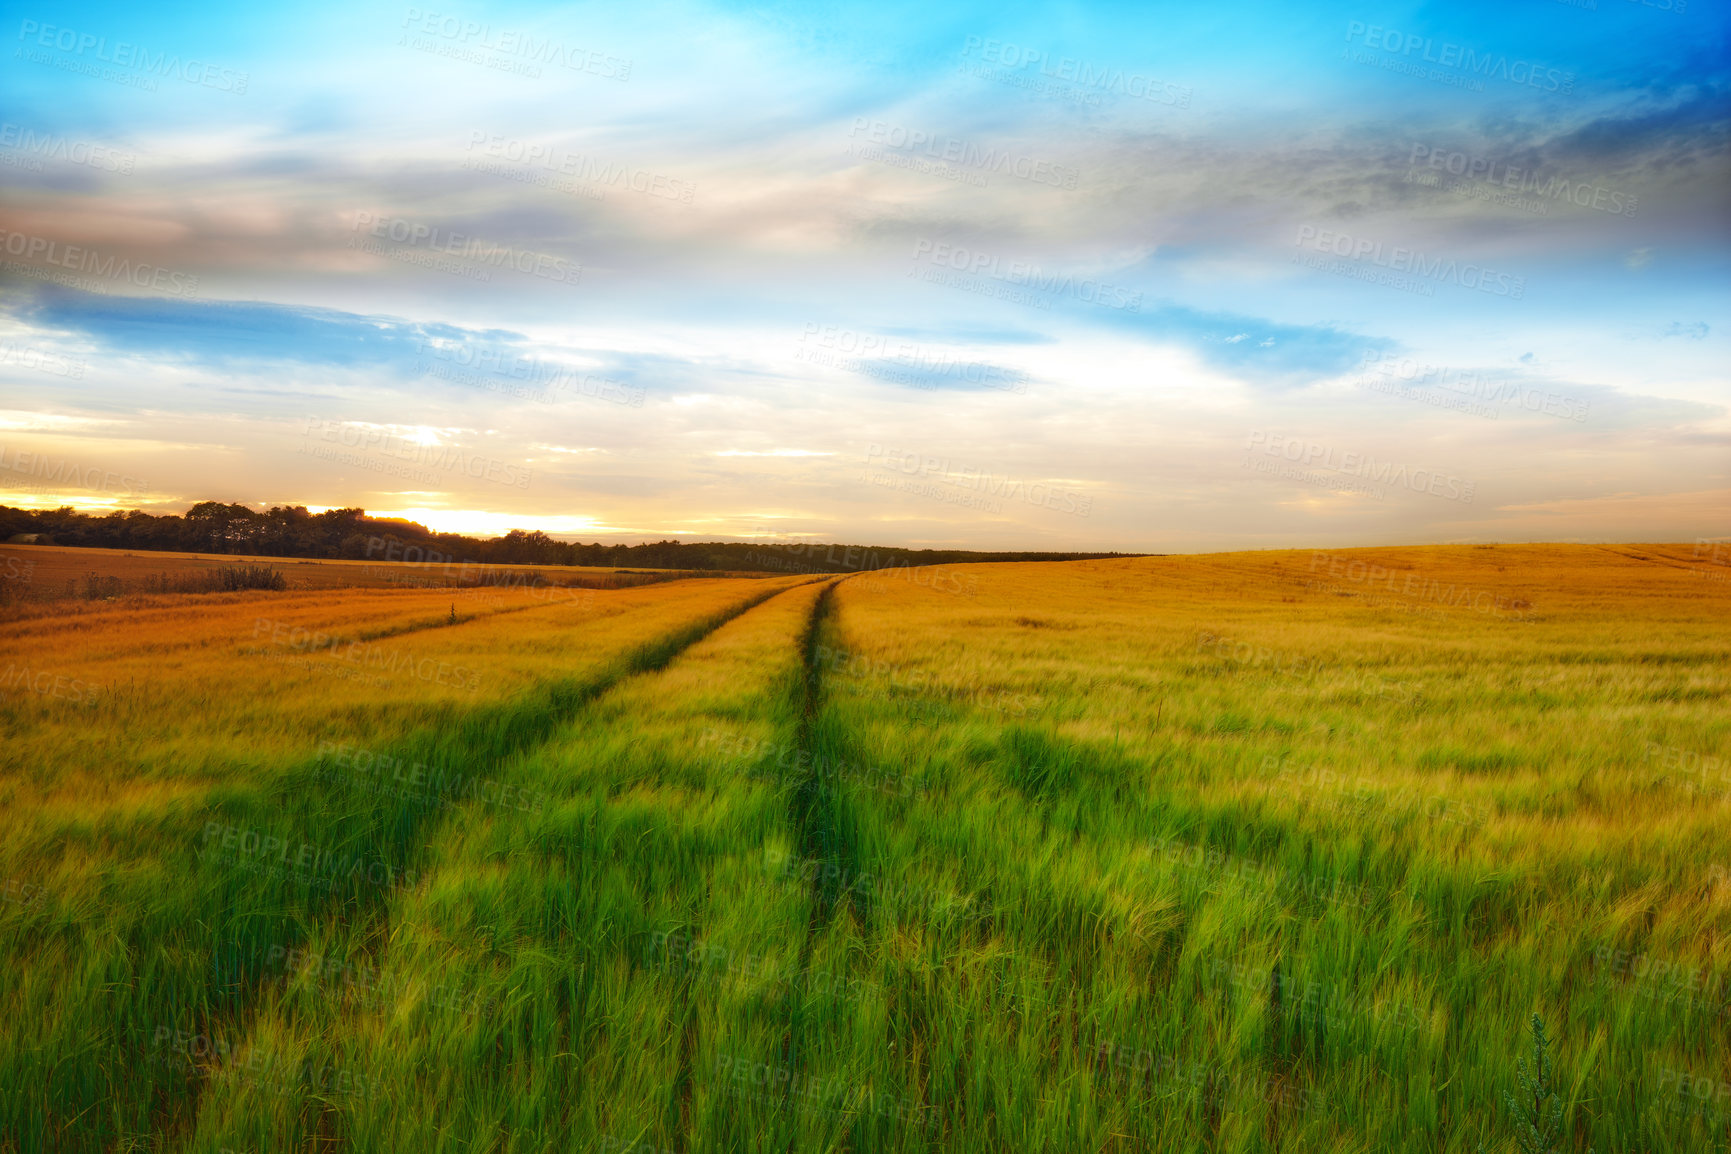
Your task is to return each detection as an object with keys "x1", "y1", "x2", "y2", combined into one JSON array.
[
  {"x1": 0, "y1": 544, "x2": 737, "y2": 623},
  {"x1": 1, "y1": 543, "x2": 1727, "y2": 1153}
]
